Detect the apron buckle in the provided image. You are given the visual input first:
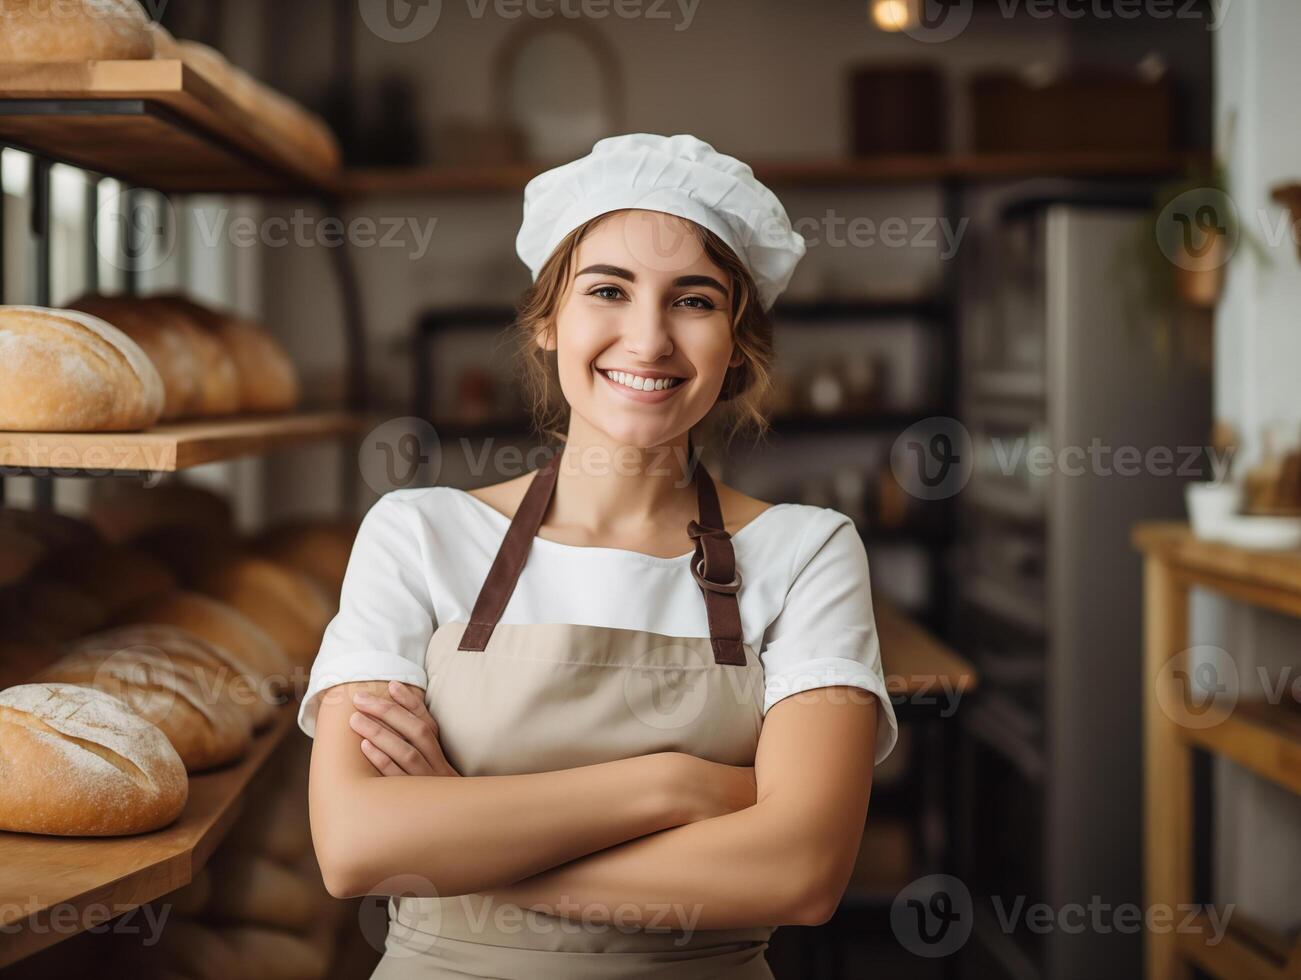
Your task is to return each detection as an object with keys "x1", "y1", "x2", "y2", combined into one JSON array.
[{"x1": 693, "y1": 556, "x2": 742, "y2": 593}]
